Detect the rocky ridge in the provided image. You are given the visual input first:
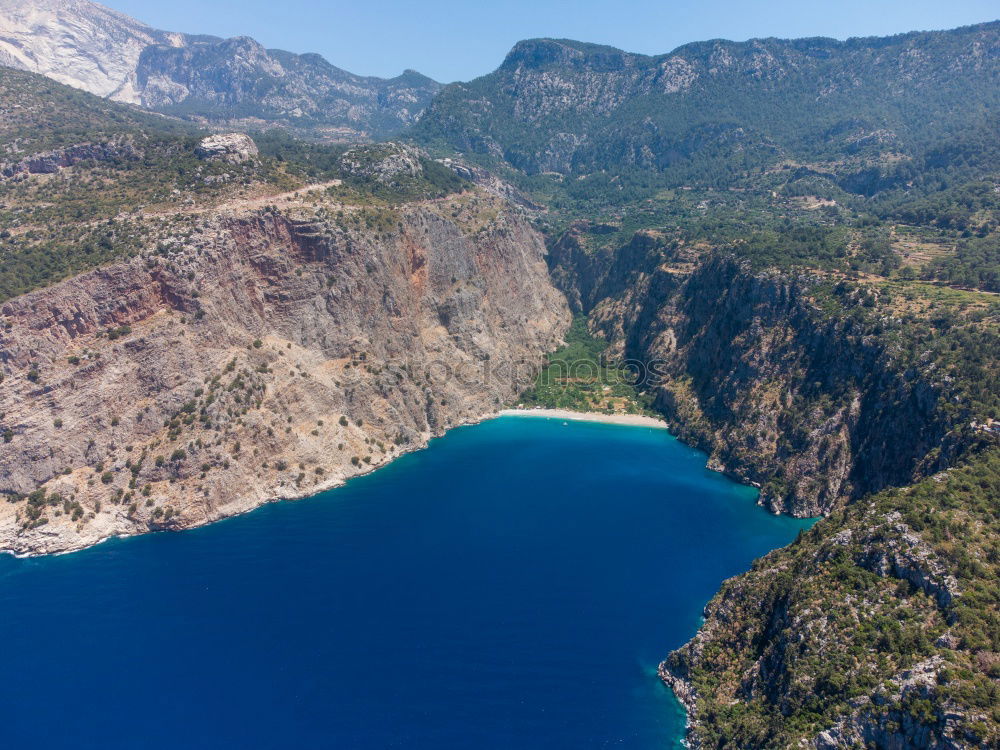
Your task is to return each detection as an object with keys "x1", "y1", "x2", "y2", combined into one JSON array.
[
  {"x1": 660, "y1": 449, "x2": 1000, "y2": 748},
  {"x1": 411, "y1": 24, "x2": 1000, "y2": 182},
  {"x1": 0, "y1": 0, "x2": 441, "y2": 140},
  {"x1": 1, "y1": 137, "x2": 141, "y2": 179}
]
